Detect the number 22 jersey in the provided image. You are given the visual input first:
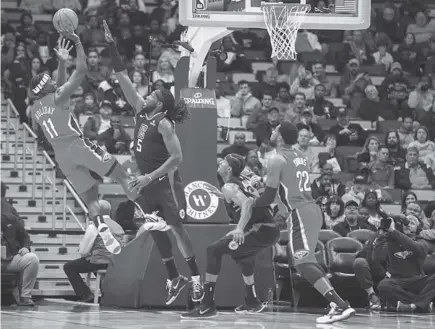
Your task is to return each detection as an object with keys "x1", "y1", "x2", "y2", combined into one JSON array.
[{"x1": 276, "y1": 148, "x2": 314, "y2": 212}]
